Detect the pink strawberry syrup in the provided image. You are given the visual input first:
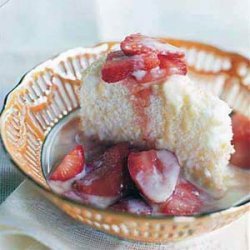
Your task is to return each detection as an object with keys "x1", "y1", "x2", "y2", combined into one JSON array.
[{"x1": 123, "y1": 78, "x2": 153, "y2": 143}]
